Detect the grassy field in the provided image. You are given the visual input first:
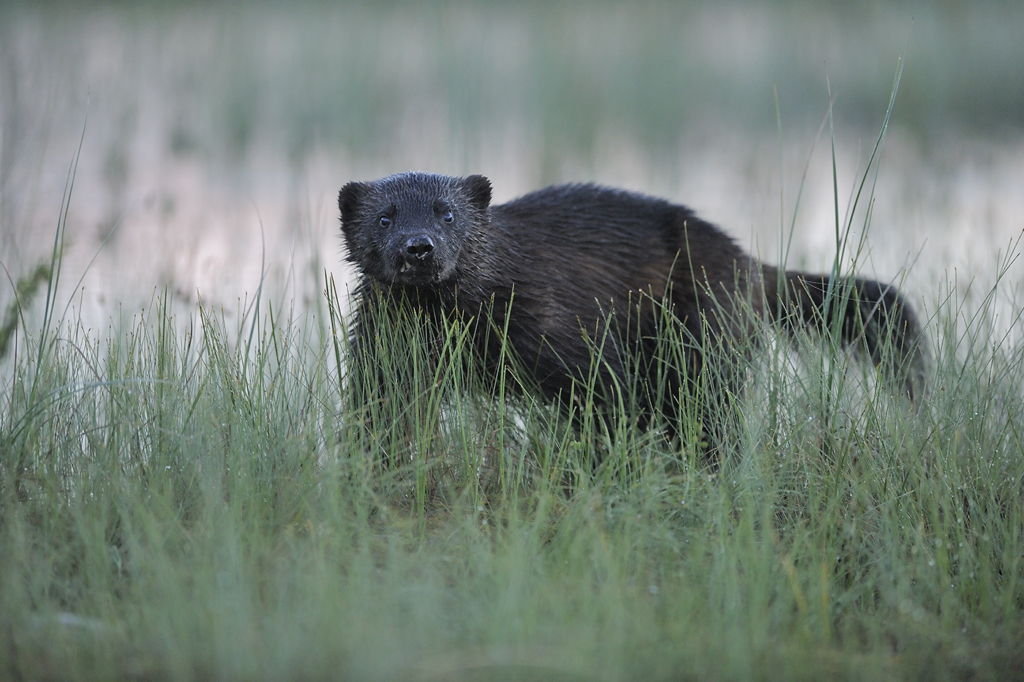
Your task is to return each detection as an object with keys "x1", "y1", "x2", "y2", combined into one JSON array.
[
  {"x1": 2, "y1": 162, "x2": 1023, "y2": 681},
  {"x1": 2, "y1": 2, "x2": 1023, "y2": 680}
]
